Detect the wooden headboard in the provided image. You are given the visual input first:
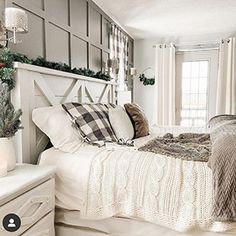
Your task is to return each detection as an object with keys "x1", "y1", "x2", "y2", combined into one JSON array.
[{"x1": 11, "y1": 62, "x2": 117, "y2": 164}]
